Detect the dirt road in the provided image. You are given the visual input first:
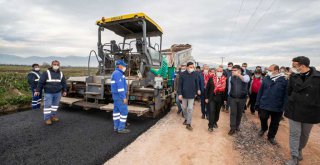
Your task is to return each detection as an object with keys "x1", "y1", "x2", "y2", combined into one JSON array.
[{"x1": 106, "y1": 102, "x2": 320, "y2": 165}]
